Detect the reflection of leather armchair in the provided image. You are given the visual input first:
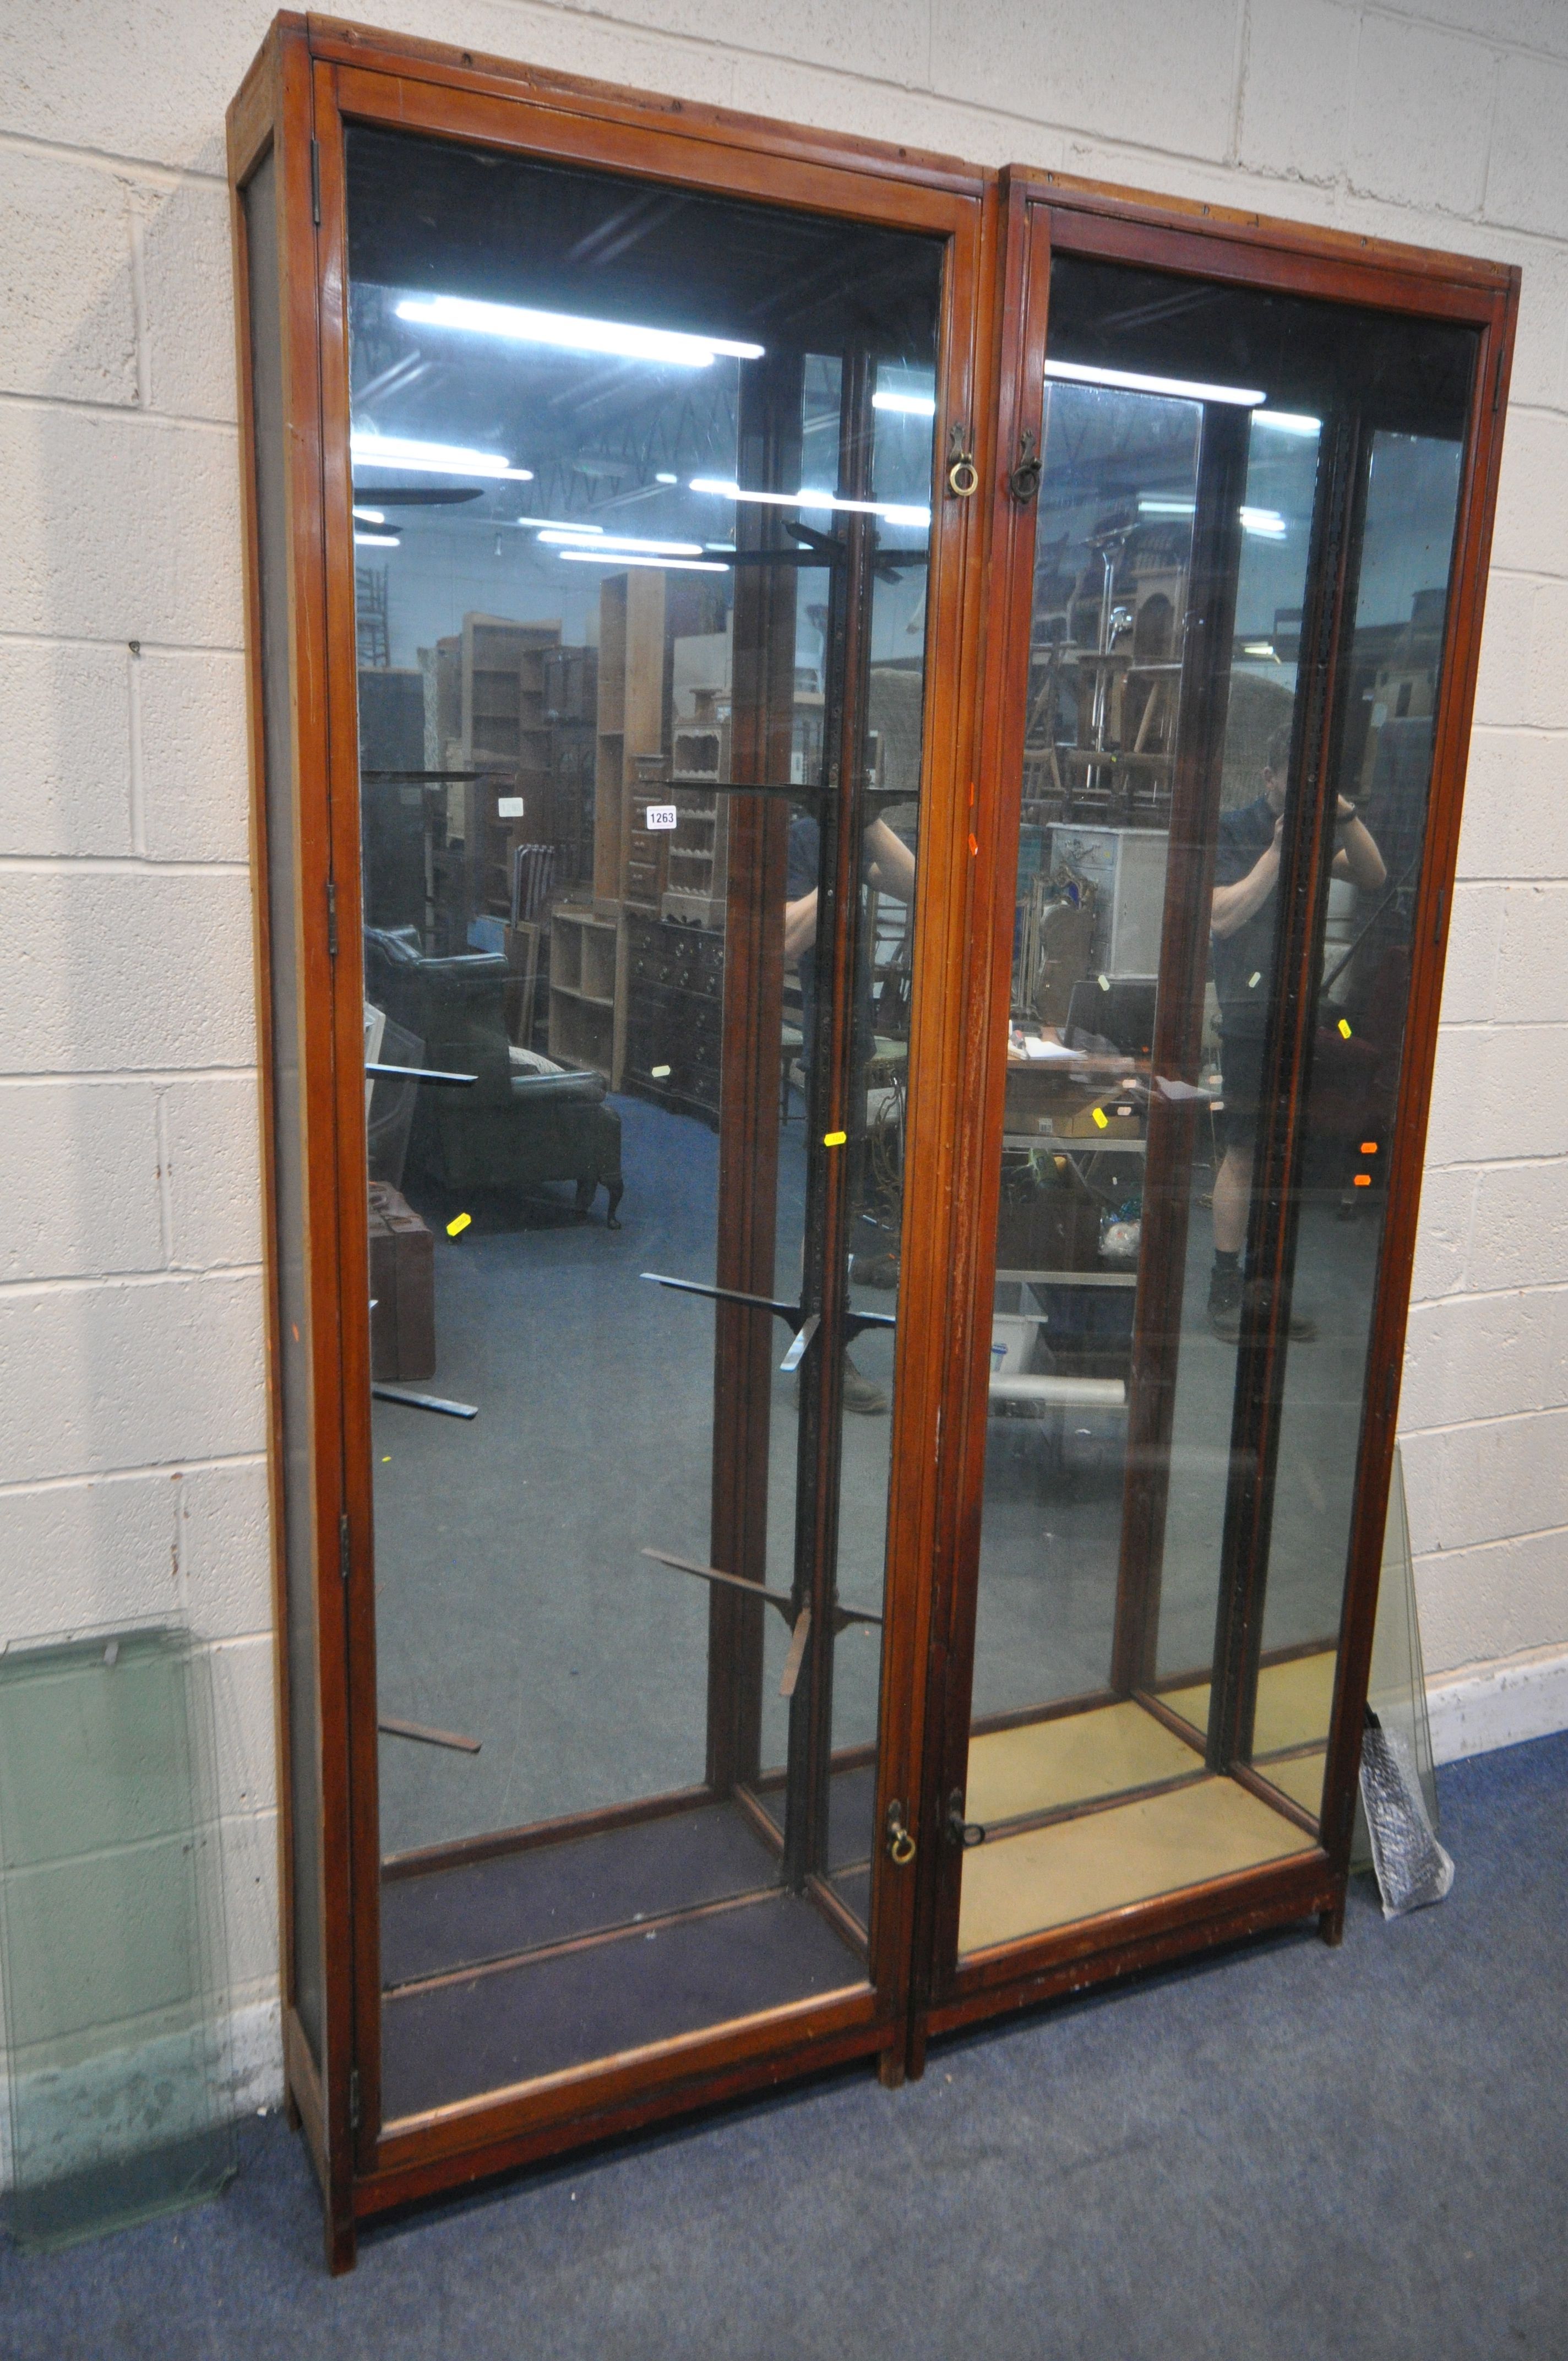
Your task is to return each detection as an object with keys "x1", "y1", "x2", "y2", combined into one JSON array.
[{"x1": 364, "y1": 929, "x2": 623, "y2": 1227}]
